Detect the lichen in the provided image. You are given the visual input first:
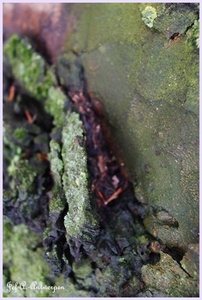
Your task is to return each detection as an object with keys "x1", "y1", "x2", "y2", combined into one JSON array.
[
  {"x1": 141, "y1": 6, "x2": 157, "y2": 28},
  {"x1": 61, "y1": 112, "x2": 98, "y2": 240},
  {"x1": 3, "y1": 4, "x2": 199, "y2": 296},
  {"x1": 9, "y1": 160, "x2": 37, "y2": 194},
  {"x1": 186, "y1": 19, "x2": 199, "y2": 49},
  {"x1": 72, "y1": 259, "x2": 92, "y2": 280},
  {"x1": 3, "y1": 122, "x2": 22, "y2": 171},
  {"x1": 47, "y1": 112, "x2": 95, "y2": 228},
  {"x1": 3, "y1": 35, "x2": 54, "y2": 100},
  {"x1": 3, "y1": 216, "x2": 53, "y2": 297},
  {"x1": 141, "y1": 3, "x2": 199, "y2": 38},
  {"x1": 76, "y1": 2, "x2": 199, "y2": 115},
  {"x1": 45, "y1": 86, "x2": 66, "y2": 129},
  {"x1": 48, "y1": 139, "x2": 66, "y2": 213},
  {"x1": 4, "y1": 33, "x2": 100, "y2": 292},
  {"x1": 4, "y1": 34, "x2": 68, "y2": 130},
  {"x1": 13, "y1": 127, "x2": 28, "y2": 141}
]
